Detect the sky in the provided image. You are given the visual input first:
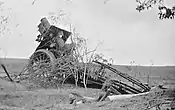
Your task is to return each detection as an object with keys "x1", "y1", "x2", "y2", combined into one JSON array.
[{"x1": 0, "y1": 0, "x2": 175, "y2": 66}]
